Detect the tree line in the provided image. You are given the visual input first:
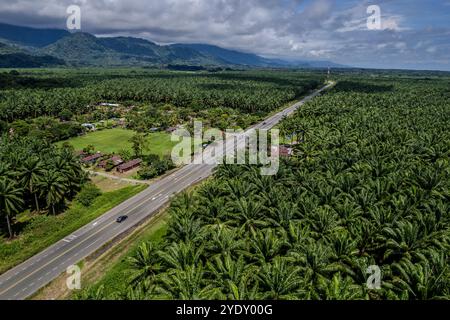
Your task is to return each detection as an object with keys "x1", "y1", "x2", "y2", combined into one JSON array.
[{"x1": 0, "y1": 70, "x2": 322, "y2": 124}]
